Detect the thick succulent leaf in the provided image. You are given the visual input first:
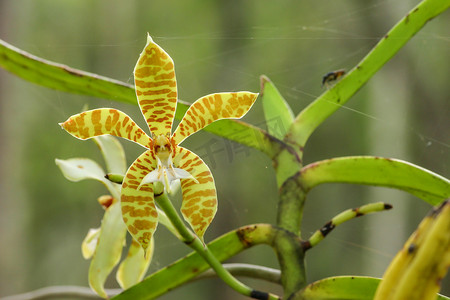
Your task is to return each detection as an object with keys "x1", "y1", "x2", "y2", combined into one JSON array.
[
  {"x1": 81, "y1": 228, "x2": 101, "y2": 259},
  {"x1": 60, "y1": 108, "x2": 152, "y2": 148},
  {"x1": 134, "y1": 34, "x2": 177, "y2": 137},
  {"x1": 300, "y1": 156, "x2": 450, "y2": 205},
  {"x1": 0, "y1": 39, "x2": 279, "y2": 158},
  {"x1": 116, "y1": 239, "x2": 154, "y2": 289},
  {"x1": 173, "y1": 146, "x2": 217, "y2": 240},
  {"x1": 291, "y1": 276, "x2": 450, "y2": 300},
  {"x1": 260, "y1": 76, "x2": 294, "y2": 140},
  {"x1": 172, "y1": 92, "x2": 258, "y2": 145},
  {"x1": 89, "y1": 202, "x2": 127, "y2": 299},
  {"x1": 93, "y1": 135, "x2": 127, "y2": 175},
  {"x1": 55, "y1": 158, "x2": 118, "y2": 198},
  {"x1": 121, "y1": 150, "x2": 158, "y2": 251}
]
